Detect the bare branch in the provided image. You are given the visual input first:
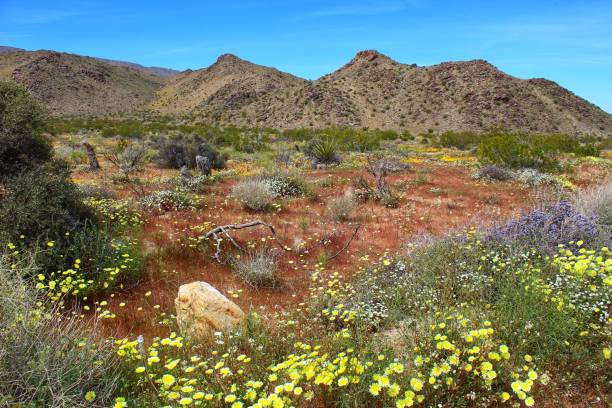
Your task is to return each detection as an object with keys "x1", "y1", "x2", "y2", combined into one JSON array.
[
  {"x1": 202, "y1": 220, "x2": 287, "y2": 263},
  {"x1": 328, "y1": 223, "x2": 361, "y2": 261}
]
